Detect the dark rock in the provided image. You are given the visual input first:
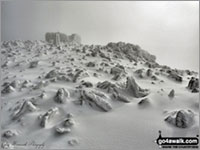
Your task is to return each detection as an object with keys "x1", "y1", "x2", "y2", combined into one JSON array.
[
  {"x1": 188, "y1": 77, "x2": 199, "y2": 92},
  {"x1": 54, "y1": 88, "x2": 70, "y2": 103},
  {"x1": 146, "y1": 69, "x2": 153, "y2": 77},
  {"x1": 87, "y1": 62, "x2": 95, "y2": 67},
  {"x1": 125, "y1": 77, "x2": 149, "y2": 98},
  {"x1": 138, "y1": 98, "x2": 150, "y2": 106},
  {"x1": 168, "y1": 71, "x2": 182, "y2": 82},
  {"x1": 165, "y1": 110, "x2": 194, "y2": 128},
  {"x1": 45, "y1": 70, "x2": 58, "y2": 78},
  {"x1": 29, "y1": 61, "x2": 39, "y2": 68},
  {"x1": 82, "y1": 81, "x2": 93, "y2": 87},
  {"x1": 168, "y1": 89, "x2": 175, "y2": 98}
]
